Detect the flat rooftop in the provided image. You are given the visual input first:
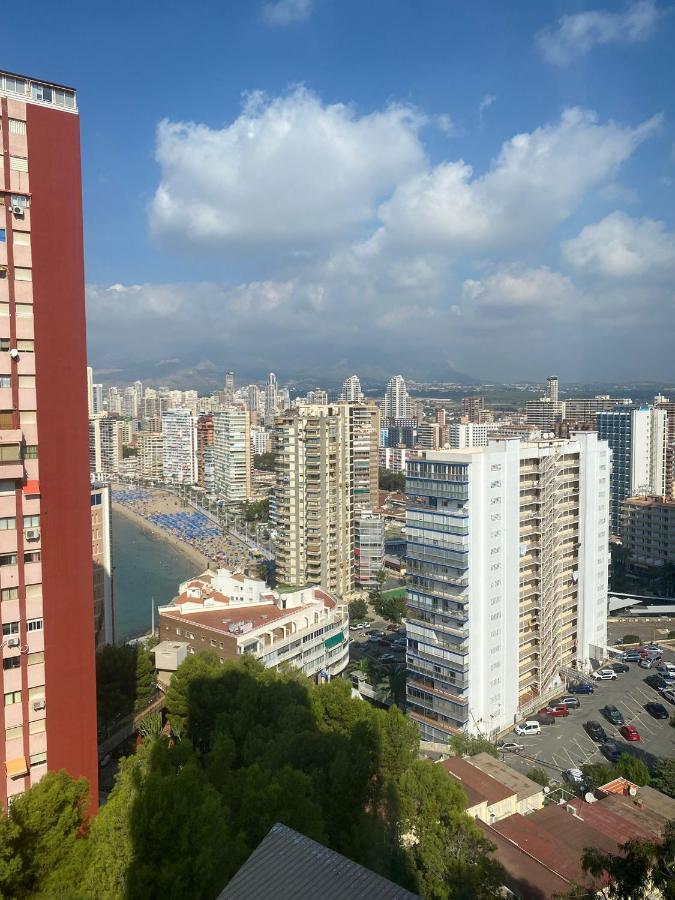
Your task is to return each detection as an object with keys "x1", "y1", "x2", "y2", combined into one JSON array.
[
  {"x1": 465, "y1": 752, "x2": 544, "y2": 802},
  {"x1": 624, "y1": 495, "x2": 675, "y2": 509},
  {"x1": 160, "y1": 603, "x2": 290, "y2": 635}
]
